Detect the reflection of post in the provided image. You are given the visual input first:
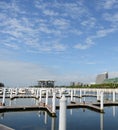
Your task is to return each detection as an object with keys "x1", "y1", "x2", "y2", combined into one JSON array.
[
  {"x1": 44, "y1": 111, "x2": 48, "y2": 124},
  {"x1": 51, "y1": 117, "x2": 56, "y2": 130},
  {"x1": 70, "y1": 109, "x2": 72, "y2": 115},
  {"x1": 100, "y1": 113, "x2": 104, "y2": 130},
  {"x1": 38, "y1": 111, "x2": 41, "y2": 117},
  {"x1": 0, "y1": 113, "x2": 4, "y2": 119},
  {"x1": 113, "y1": 106, "x2": 115, "y2": 117},
  {"x1": 59, "y1": 95, "x2": 67, "y2": 130}
]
